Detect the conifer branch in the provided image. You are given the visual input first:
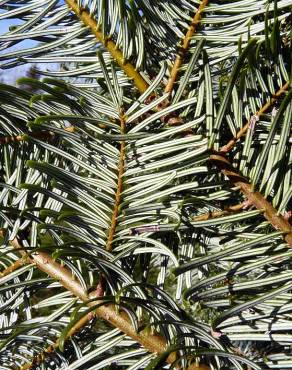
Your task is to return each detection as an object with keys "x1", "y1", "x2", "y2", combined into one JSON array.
[
  {"x1": 0, "y1": 257, "x2": 30, "y2": 277},
  {"x1": 164, "y1": 0, "x2": 209, "y2": 95},
  {"x1": 220, "y1": 81, "x2": 290, "y2": 153},
  {"x1": 192, "y1": 202, "x2": 247, "y2": 222},
  {"x1": 210, "y1": 154, "x2": 292, "y2": 246},
  {"x1": 0, "y1": 131, "x2": 54, "y2": 145},
  {"x1": 0, "y1": 230, "x2": 182, "y2": 368},
  {"x1": 106, "y1": 112, "x2": 126, "y2": 251},
  {"x1": 64, "y1": 0, "x2": 149, "y2": 93},
  {"x1": 0, "y1": 127, "x2": 75, "y2": 145},
  {"x1": 20, "y1": 314, "x2": 95, "y2": 370}
]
